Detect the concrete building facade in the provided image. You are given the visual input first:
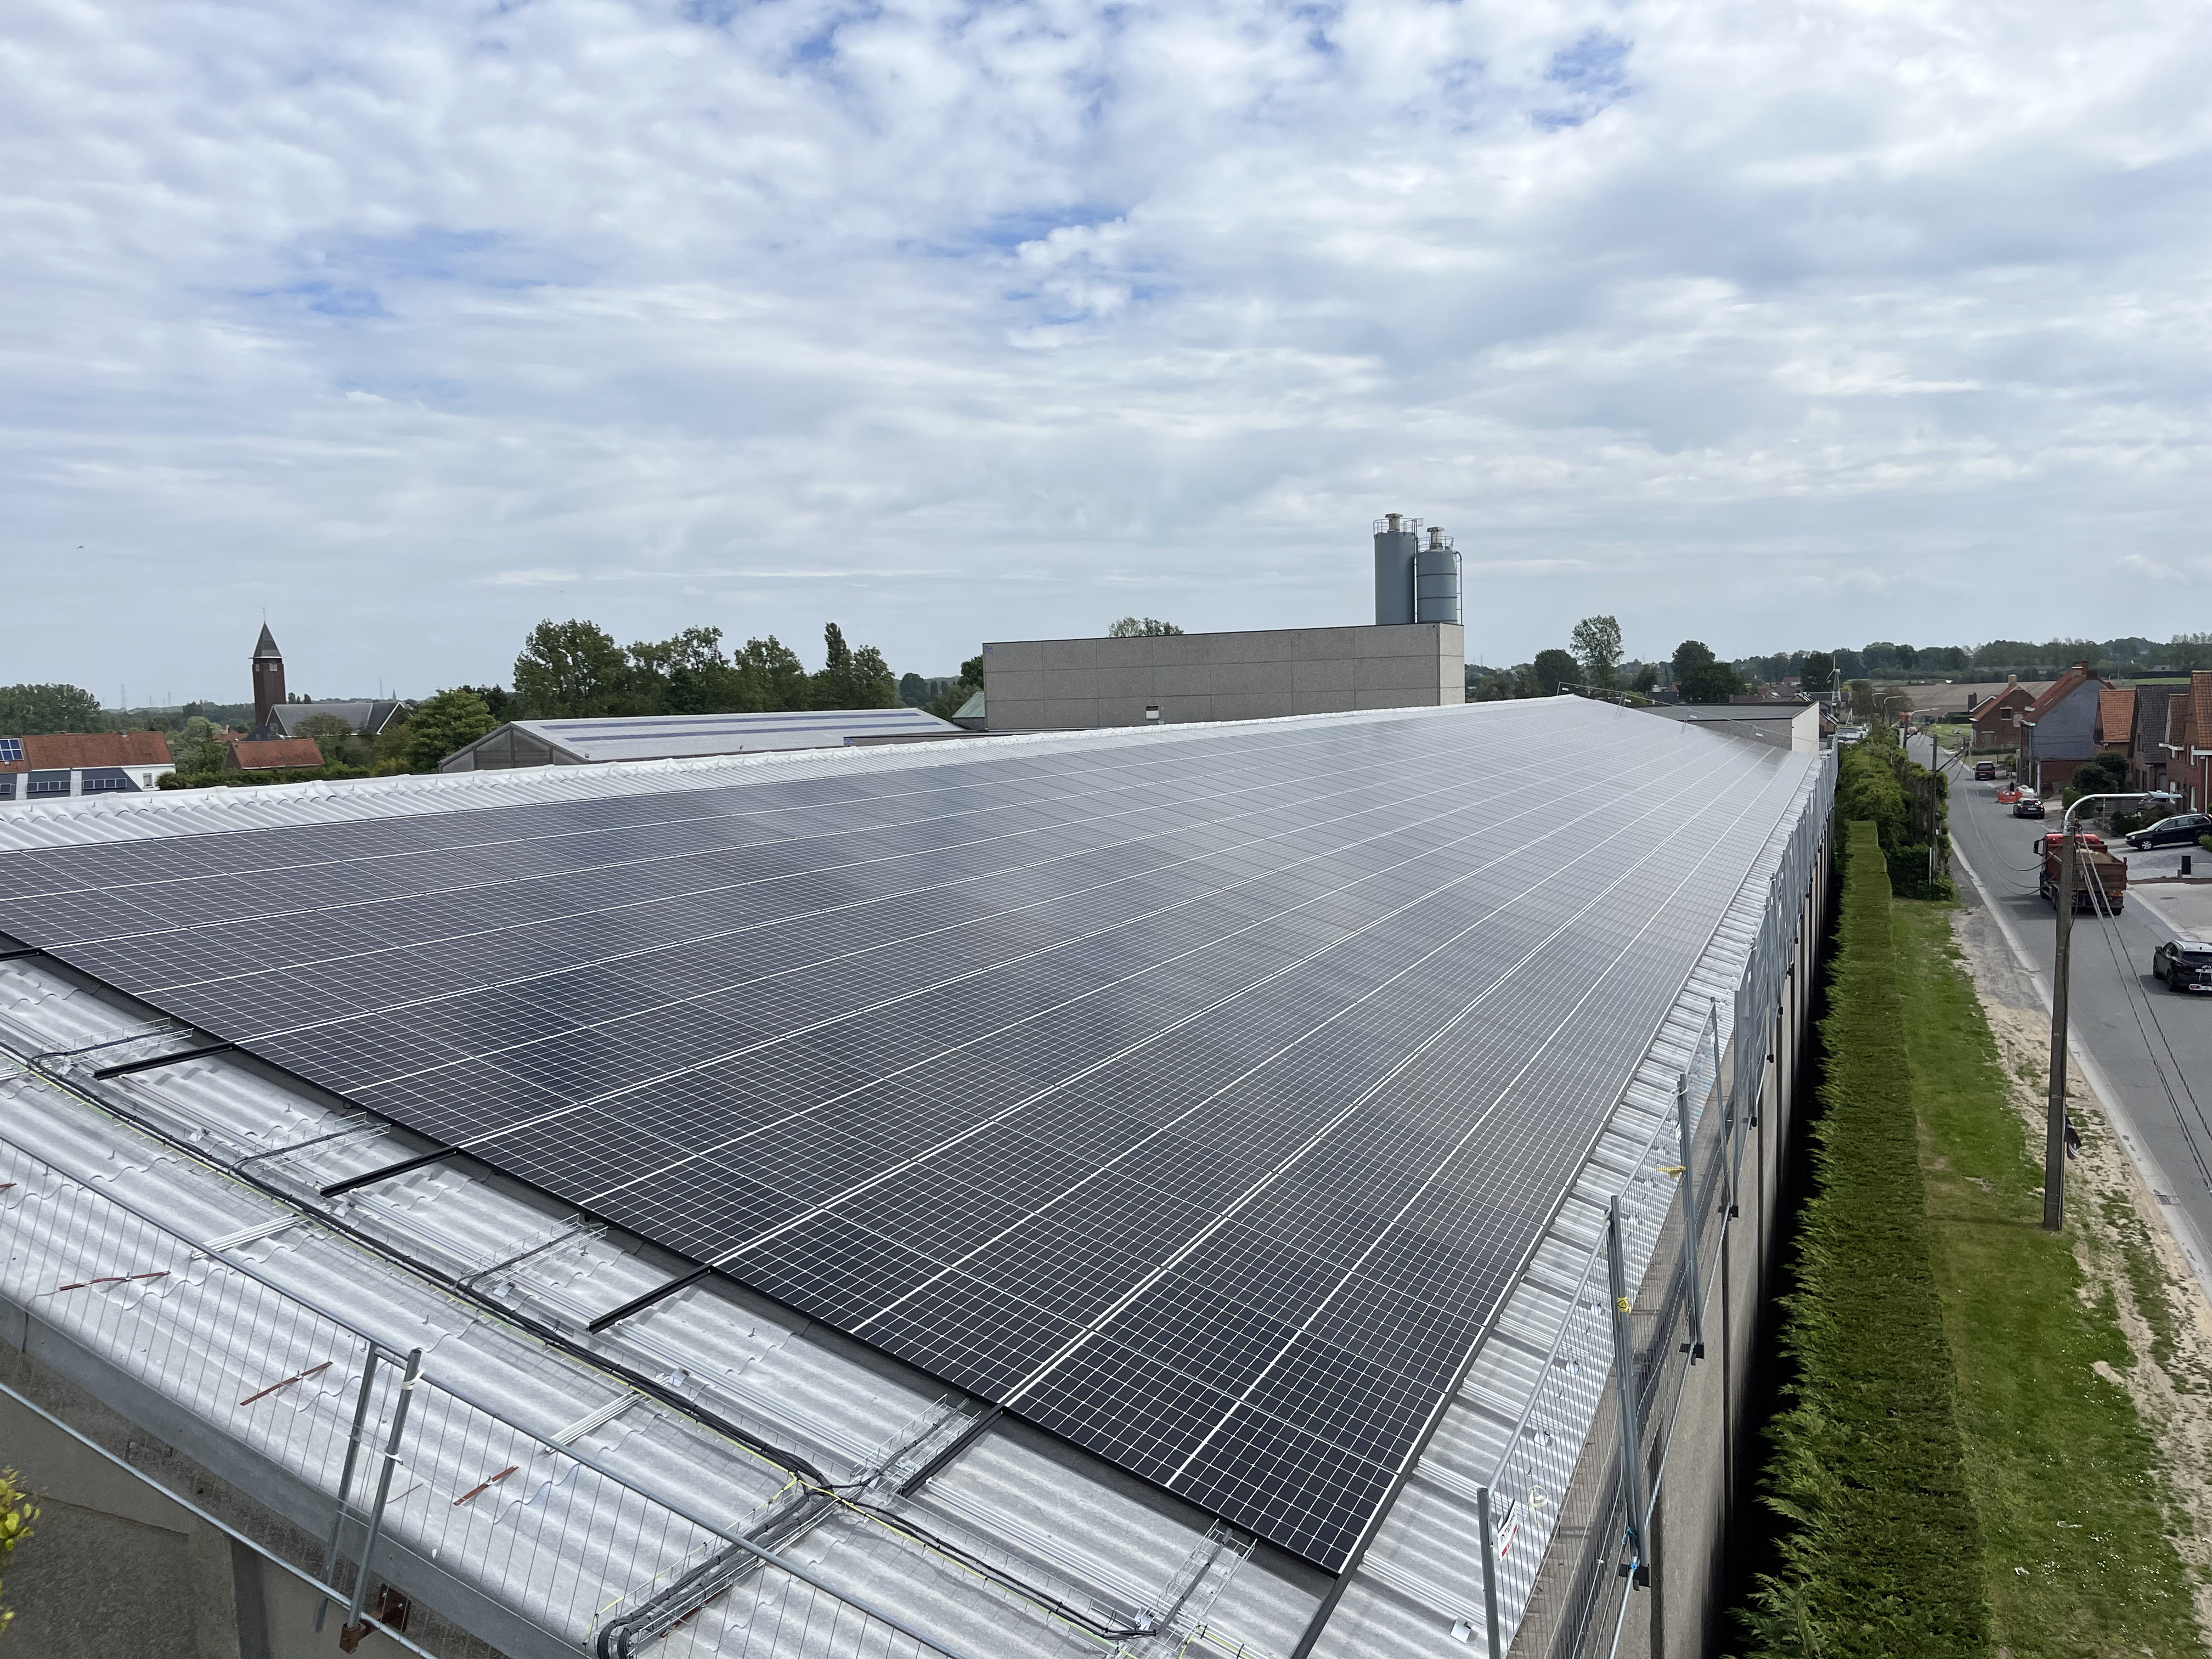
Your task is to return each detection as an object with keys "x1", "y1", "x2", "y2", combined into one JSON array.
[{"x1": 980, "y1": 623, "x2": 1464, "y2": 731}]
